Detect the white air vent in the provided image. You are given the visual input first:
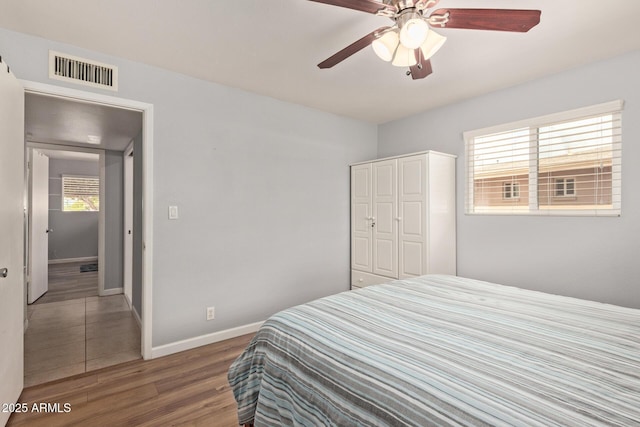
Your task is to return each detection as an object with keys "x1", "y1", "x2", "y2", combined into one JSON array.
[{"x1": 49, "y1": 50, "x2": 118, "y2": 91}]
